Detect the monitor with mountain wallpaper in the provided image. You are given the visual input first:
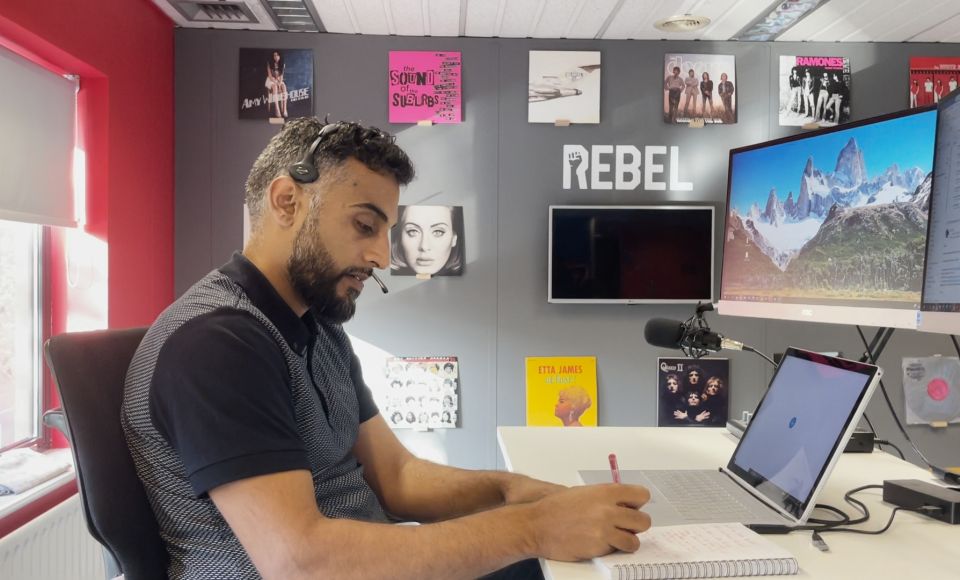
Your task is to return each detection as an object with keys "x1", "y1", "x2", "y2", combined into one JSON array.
[{"x1": 719, "y1": 106, "x2": 937, "y2": 328}]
